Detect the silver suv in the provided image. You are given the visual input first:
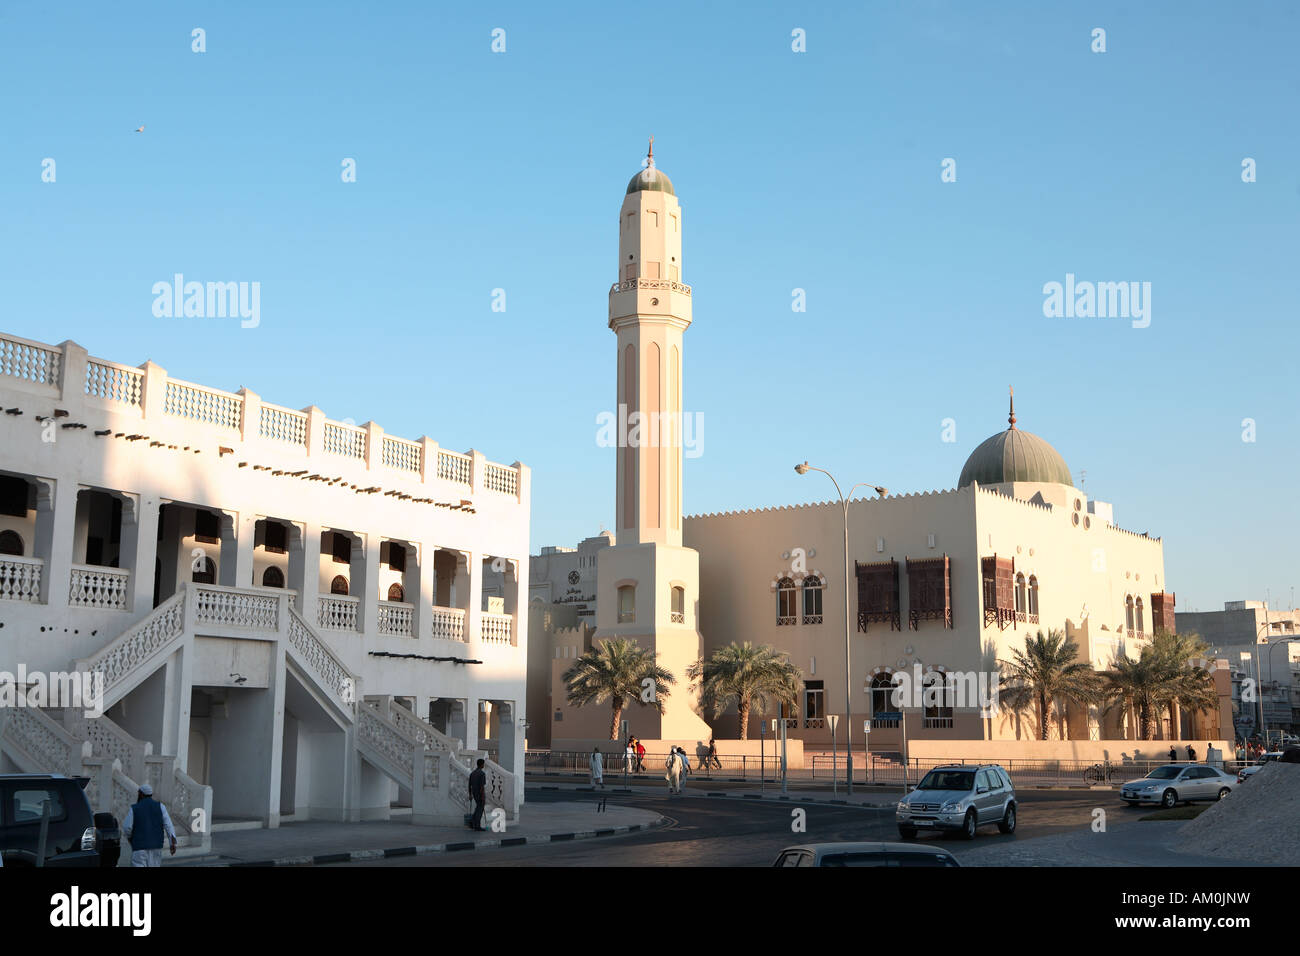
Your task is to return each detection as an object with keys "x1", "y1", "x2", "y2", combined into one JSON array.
[{"x1": 896, "y1": 764, "x2": 1017, "y2": 839}]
